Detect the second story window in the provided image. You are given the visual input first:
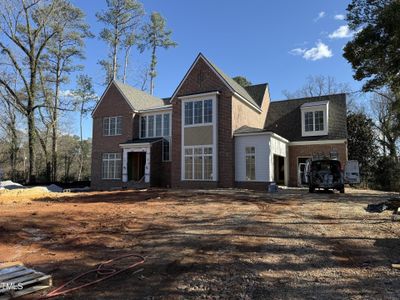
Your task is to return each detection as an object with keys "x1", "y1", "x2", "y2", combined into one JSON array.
[
  {"x1": 140, "y1": 113, "x2": 171, "y2": 139},
  {"x1": 301, "y1": 101, "x2": 329, "y2": 137},
  {"x1": 184, "y1": 99, "x2": 213, "y2": 126},
  {"x1": 103, "y1": 116, "x2": 122, "y2": 136}
]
